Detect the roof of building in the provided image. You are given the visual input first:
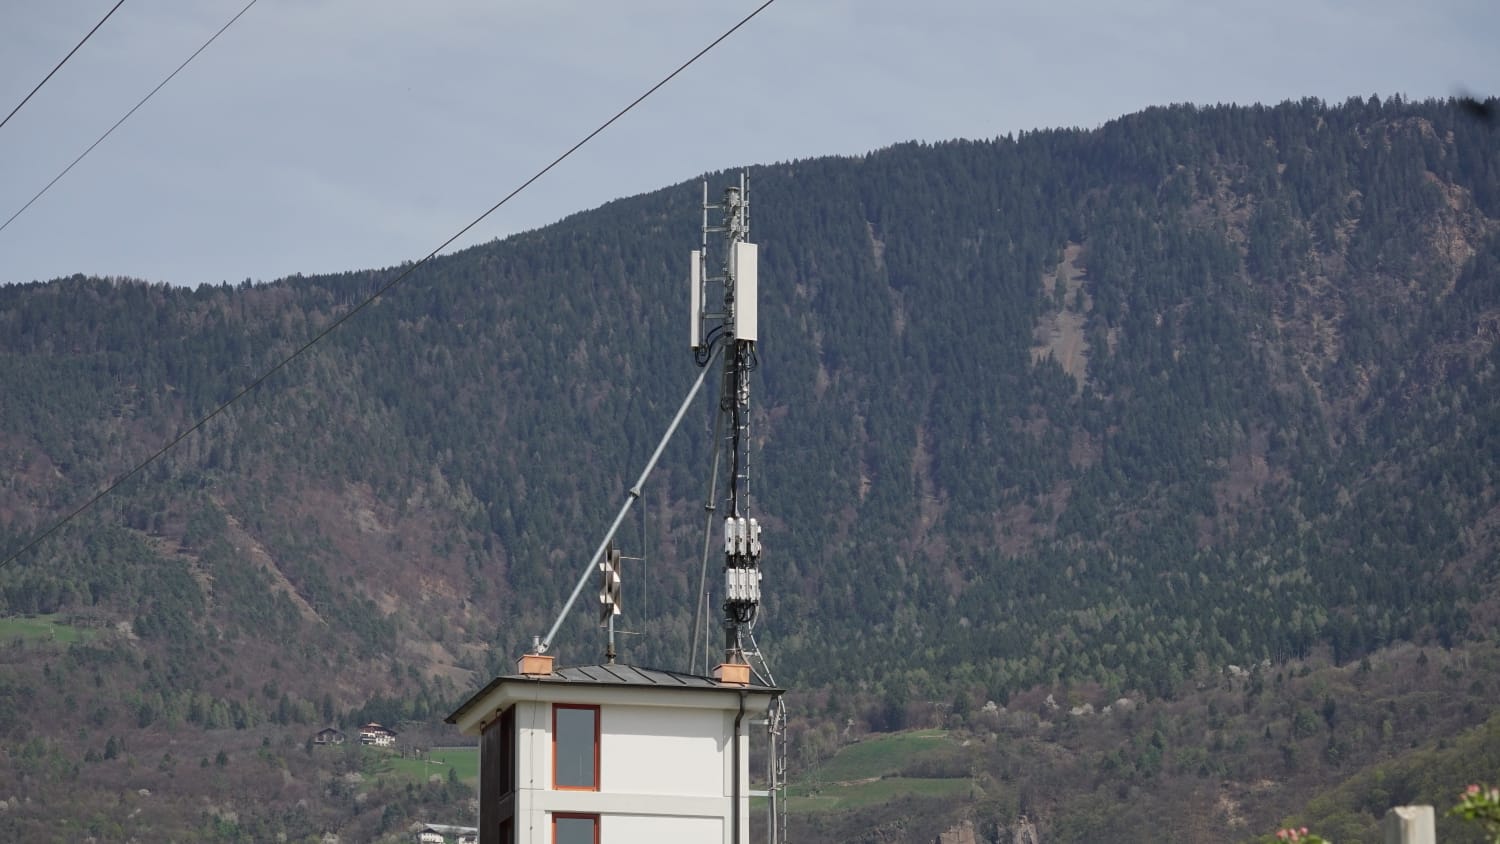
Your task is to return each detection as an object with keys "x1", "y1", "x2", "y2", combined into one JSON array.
[
  {"x1": 537, "y1": 663, "x2": 777, "y2": 689},
  {"x1": 445, "y1": 663, "x2": 781, "y2": 726}
]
